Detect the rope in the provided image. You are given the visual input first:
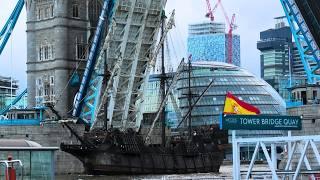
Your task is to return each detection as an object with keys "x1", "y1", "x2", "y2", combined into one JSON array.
[{"x1": 54, "y1": 40, "x2": 92, "y2": 108}]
